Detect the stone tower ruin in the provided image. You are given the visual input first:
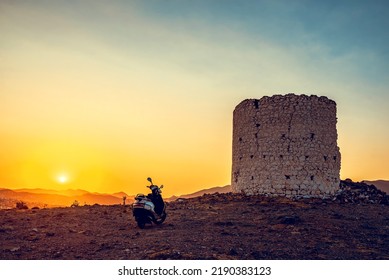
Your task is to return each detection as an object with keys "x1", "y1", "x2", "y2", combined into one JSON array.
[{"x1": 231, "y1": 94, "x2": 341, "y2": 198}]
